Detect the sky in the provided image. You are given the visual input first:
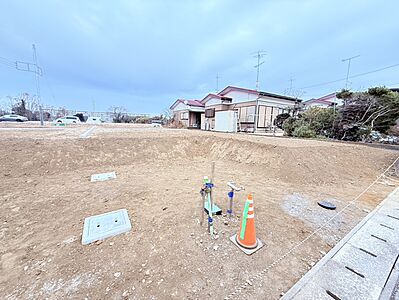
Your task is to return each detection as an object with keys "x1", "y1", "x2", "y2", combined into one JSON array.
[{"x1": 0, "y1": 0, "x2": 398, "y2": 115}]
